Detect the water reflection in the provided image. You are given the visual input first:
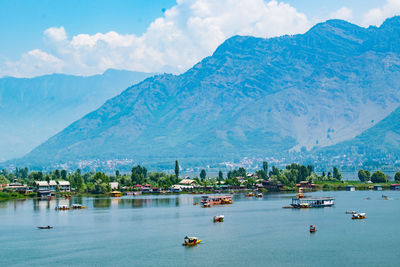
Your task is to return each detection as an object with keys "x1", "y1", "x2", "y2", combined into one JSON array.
[{"x1": 93, "y1": 198, "x2": 111, "y2": 208}]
